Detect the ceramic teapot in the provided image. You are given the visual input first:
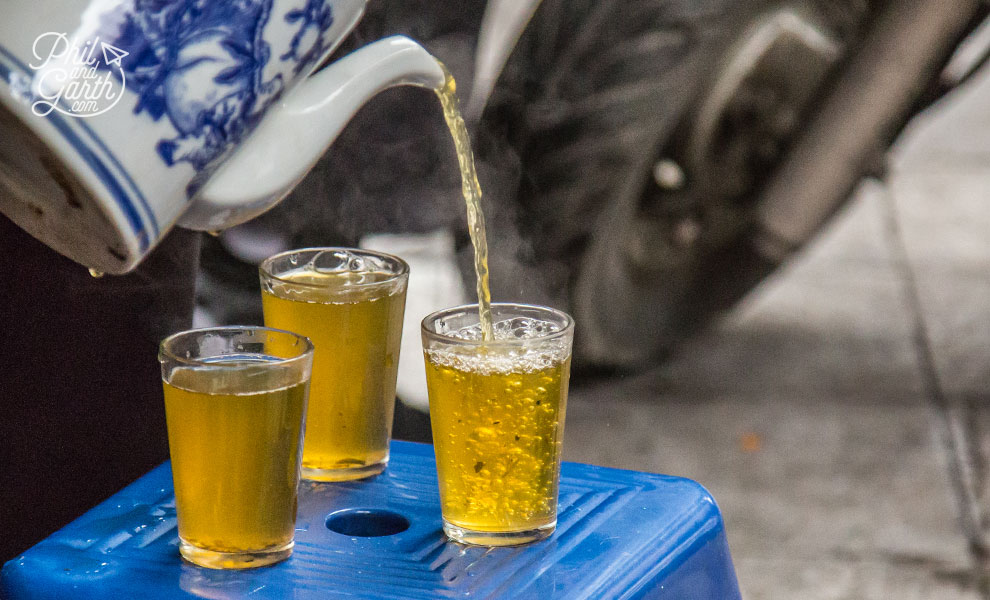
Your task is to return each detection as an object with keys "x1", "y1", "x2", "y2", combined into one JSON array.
[{"x1": 0, "y1": 0, "x2": 445, "y2": 274}]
